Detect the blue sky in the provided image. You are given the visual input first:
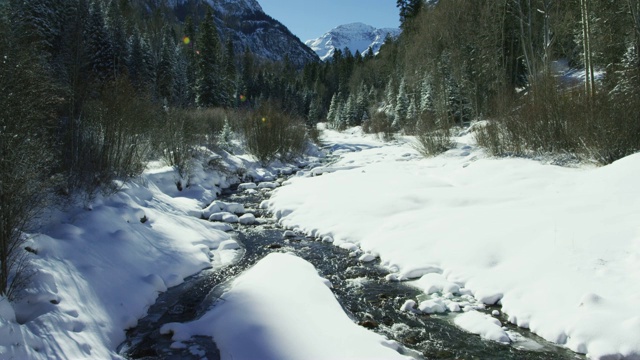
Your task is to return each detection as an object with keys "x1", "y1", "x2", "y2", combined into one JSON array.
[{"x1": 257, "y1": 0, "x2": 400, "y2": 42}]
